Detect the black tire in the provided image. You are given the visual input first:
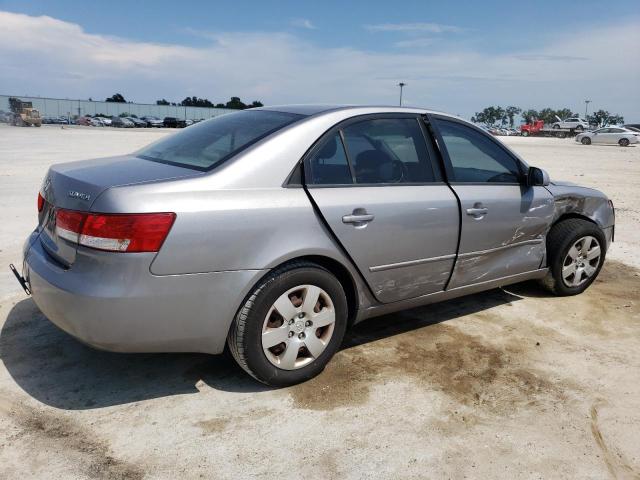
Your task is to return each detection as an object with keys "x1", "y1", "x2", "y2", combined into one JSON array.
[
  {"x1": 540, "y1": 218, "x2": 606, "y2": 296},
  {"x1": 619, "y1": 138, "x2": 630, "y2": 147},
  {"x1": 522, "y1": 130, "x2": 529, "y2": 137},
  {"x1": 227, "y1": 261, "x2": 348, "y2": 387},
  {"x1": 552, "y1": 124, "x2": 560, "y2": 129},
  {"x1": 581, "y1": 137, "x2": 591, "y2": 145},
  {"x1": 575, "y1": 125, "x2": 584, "y2": 132}
]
